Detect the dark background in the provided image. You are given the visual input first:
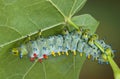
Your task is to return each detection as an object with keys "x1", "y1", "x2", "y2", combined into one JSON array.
[{"x1": 78, "y1": 0, "x2": 120, "y2": 79}]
